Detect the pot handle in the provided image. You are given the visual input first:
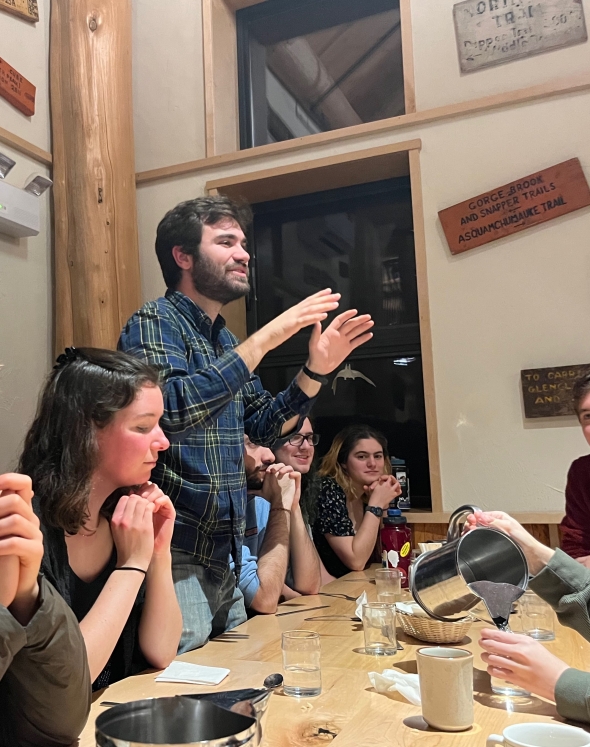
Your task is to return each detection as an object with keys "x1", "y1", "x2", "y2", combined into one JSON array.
[{"x1": 447, "y1": 504, "x2": 481, "y2": 542}]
